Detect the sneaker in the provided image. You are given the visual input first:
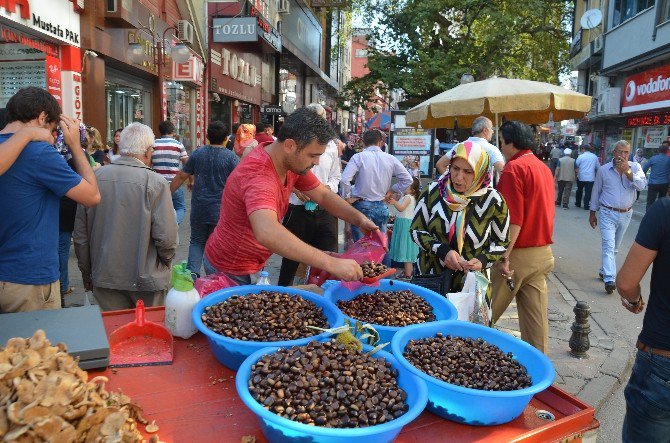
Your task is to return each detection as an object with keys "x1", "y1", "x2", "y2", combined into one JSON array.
[
  {"x1": 605, "y1": 282, "x2": 616, "y2": 294},
  {"x1": 575, "y1": 203, "x2": 581, "y2": 208},
  {"x1": 562, "y1": 206, "x2": 569, "y2": 210}
]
